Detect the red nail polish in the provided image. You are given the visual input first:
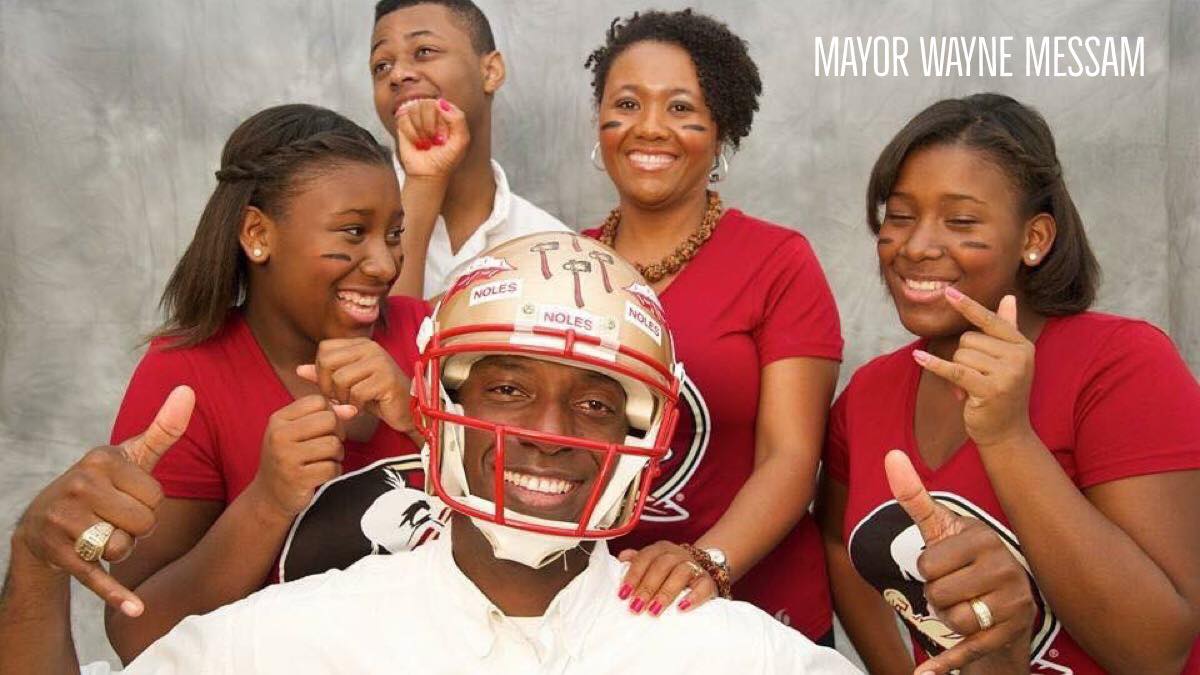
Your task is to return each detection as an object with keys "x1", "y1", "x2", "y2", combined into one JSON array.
[
  {"x1": 648, "y1": 600, "x2": 663, "y2": 616},
  {"x1": 944, "y1": 286, "x2": 964, "y2": 301},
  {"x1": 415, "y1": 139, "x2": 431, "y2": 151},
  {"x1": 629, "y1": 597, "x2": 645, "y2": 613},
  {"x1": 438, "y1": 98, "x2": 451, "y2": 112},
  {"x1": 433, "y1": 133, "x2": 446, "y2": 145},
  {"x1": 678, "y1": 598, "x2": 691, "y2": 611},
  {"x1": 618, "y1": 584, "x2": 632, "y2": 600}
]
